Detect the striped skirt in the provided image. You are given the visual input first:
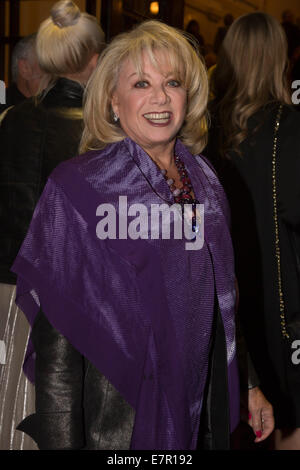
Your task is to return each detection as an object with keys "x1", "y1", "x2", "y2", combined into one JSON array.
[{"x1": 0, "y1": 283, "x2": 37, "y2": 450}]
